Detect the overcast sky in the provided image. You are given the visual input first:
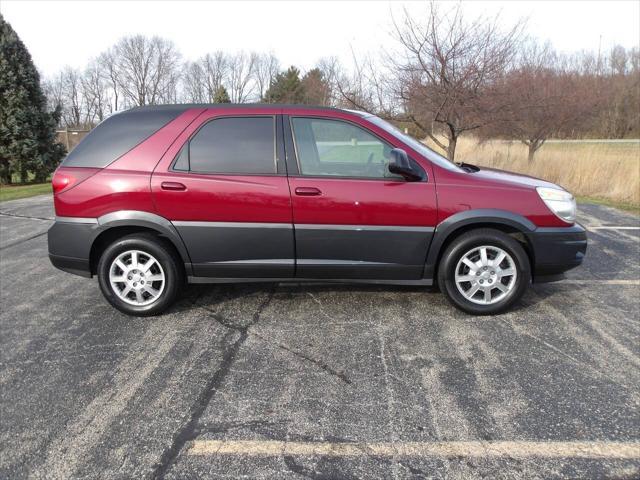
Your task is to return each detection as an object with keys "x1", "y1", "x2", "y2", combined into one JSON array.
[{"x1": 1, "y1": 0, "x2": 639, "y2": 78}]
